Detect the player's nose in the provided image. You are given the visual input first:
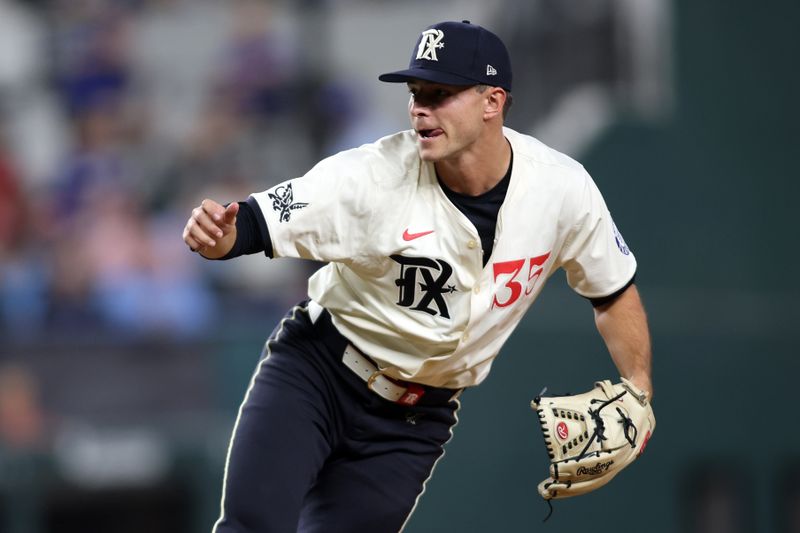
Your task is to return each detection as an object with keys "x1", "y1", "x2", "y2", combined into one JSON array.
[{"x1": 408, "y1": 96, "x2": 431, "y2": 117}]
